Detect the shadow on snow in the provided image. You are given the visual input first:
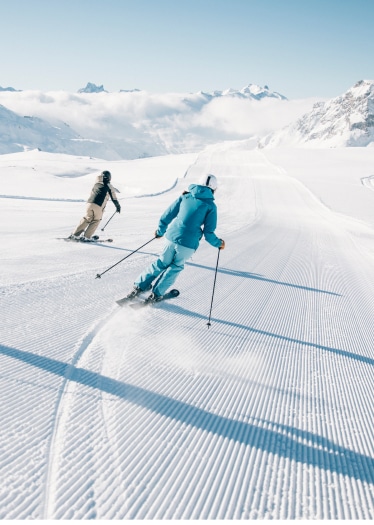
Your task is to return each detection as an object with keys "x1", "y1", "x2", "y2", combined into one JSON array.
[
  {"x1": 186, "y1": 262, "x2": 341, "y2": 296},
  {"x1": 162, "y1": 303, "x2": 374, "y2": 367},
  {"x1": 1, "y1": 344, "x2": 373, "y2": 485}
]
